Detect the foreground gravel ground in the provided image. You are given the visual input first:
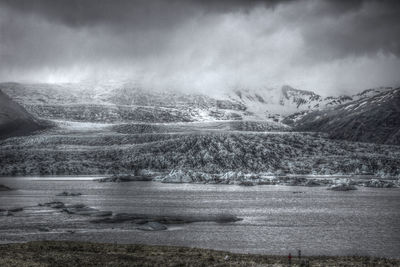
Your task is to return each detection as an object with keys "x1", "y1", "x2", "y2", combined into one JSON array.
[{"x1": 0, "y1": 241, "x2": 399, "y2": 266}]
